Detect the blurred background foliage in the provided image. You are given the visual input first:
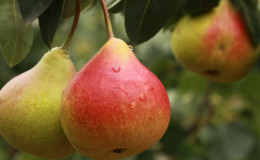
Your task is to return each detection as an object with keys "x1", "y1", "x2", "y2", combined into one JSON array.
[{"x1": 1, "y1": 2, "x2": 260, "y2": 160}]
